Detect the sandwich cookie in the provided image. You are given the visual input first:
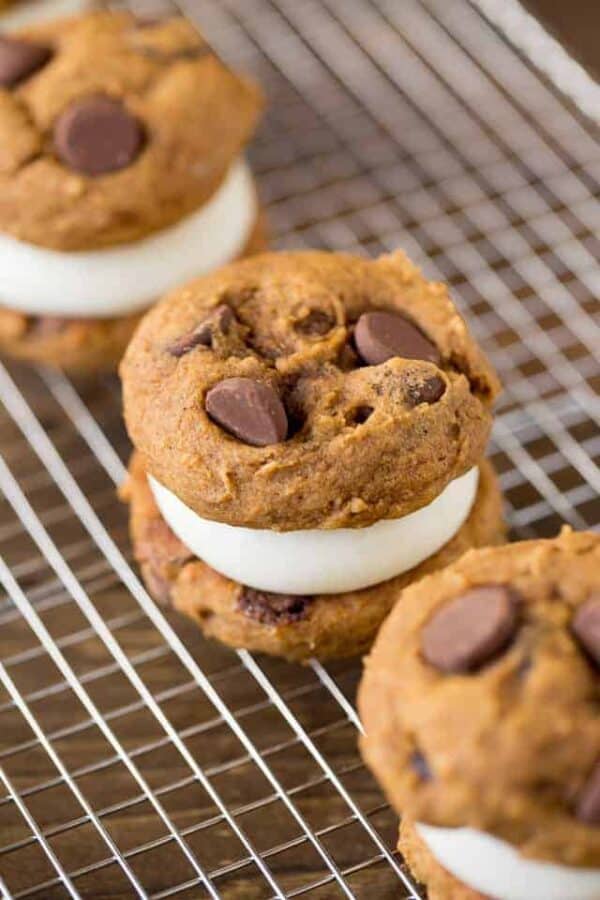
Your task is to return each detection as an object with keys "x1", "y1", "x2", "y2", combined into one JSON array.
[
  {"x1": 0, "y1": 11, "x2": 265, "y2": 371},
  {"x1": 359, "y1": 529, "x2": 600, "y2": 898},
  {"x1": 121, "y1": 249, "x2": 504, "y2": 660}
]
